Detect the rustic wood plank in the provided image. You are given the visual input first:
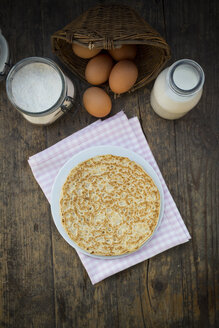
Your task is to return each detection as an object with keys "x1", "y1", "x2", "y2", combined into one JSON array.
[
  {"x1": 144, "y1": 0, "x2": 218, "y2": 327},
  {"x1": 133, "y1": 3, "x2": 187, "y2": 327},
  {"x1": 138, "y1": 86, "x2": 186, "y2": 328},
  {"x1": 0, "y1": 0, "x2": 56, "y2": 327}
]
